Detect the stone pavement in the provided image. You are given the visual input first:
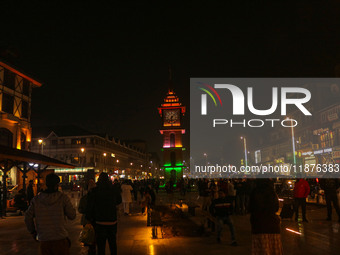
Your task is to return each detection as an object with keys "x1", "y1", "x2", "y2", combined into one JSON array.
[{"x1": 0, "y1": 191, "x2": 340, "y2": 254}]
